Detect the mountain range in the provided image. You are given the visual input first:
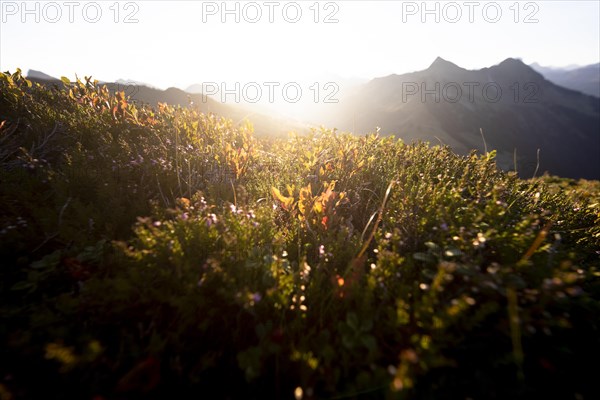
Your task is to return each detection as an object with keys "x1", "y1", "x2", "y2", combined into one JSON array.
[
  {"x1": 530, "y1": 62, "x2": 600, "y2": 98},
  {"x1": 317, "y1": 57, "x2": 600, "y2": 179}
]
